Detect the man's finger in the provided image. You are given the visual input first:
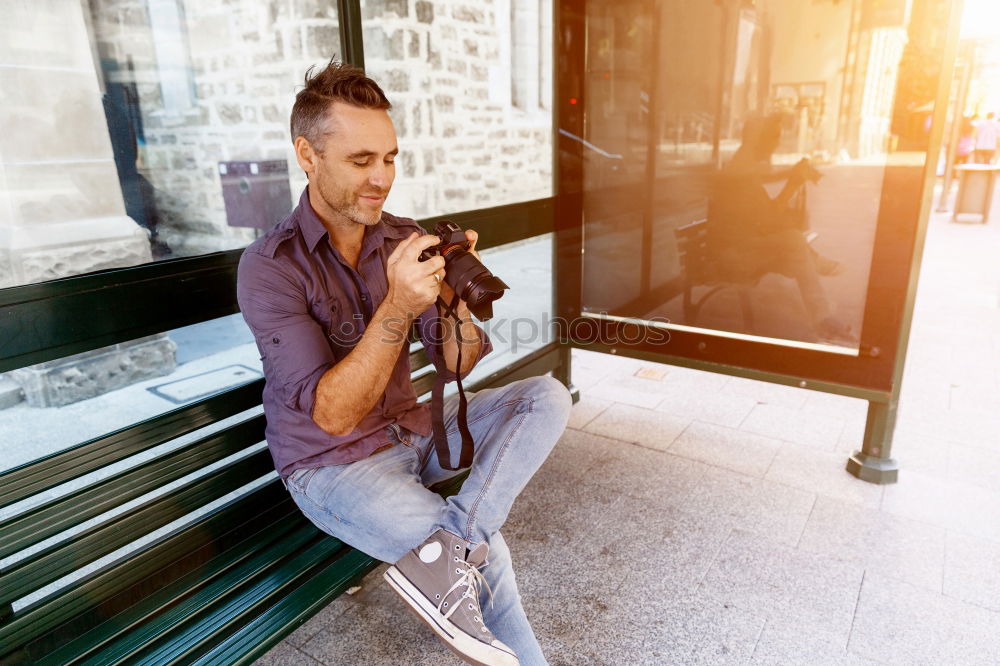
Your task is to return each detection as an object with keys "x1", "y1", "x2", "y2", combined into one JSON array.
[
  {"x1": 465, "y1": 229, "x2": 478, "y2": 252},
  {"x1": 422, "y1": 256, "x2": 445, "y2": 274},
  {"x1": 387, "y1": 232, "x2": 418, "y2": 264},
  {"x1": 401, "y1": 234, "x2": 441, "y2": 263}
]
